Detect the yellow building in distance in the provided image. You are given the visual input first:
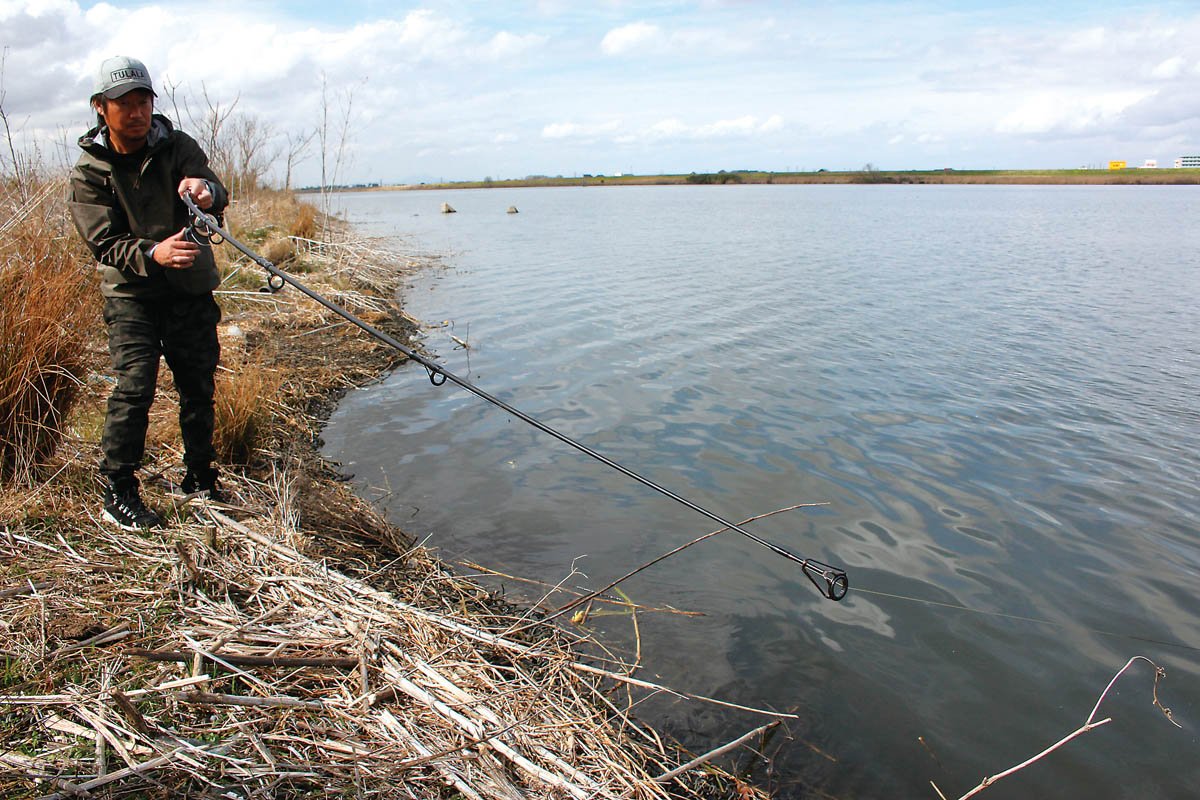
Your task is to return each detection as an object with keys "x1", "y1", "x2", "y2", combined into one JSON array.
[{"x1": 1108, "y1": 161, "x2": 1127, "y2": 170}]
